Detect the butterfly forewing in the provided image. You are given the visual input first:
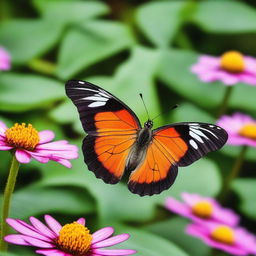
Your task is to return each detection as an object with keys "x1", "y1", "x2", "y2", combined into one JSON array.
[{"x1": 66, "y1": 80, "x2": 141, "y2": 183}]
